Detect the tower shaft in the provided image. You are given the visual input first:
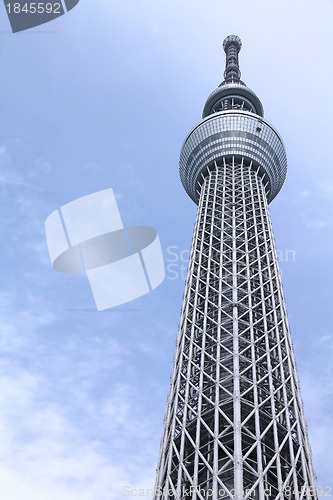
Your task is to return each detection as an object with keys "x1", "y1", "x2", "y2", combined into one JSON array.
[
  {"x1": 155, "y1": 159, "x2": 317, "y2": 499},
  {"x1": 154, "y1": 36, "x2": 318, "y2": 499}
]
